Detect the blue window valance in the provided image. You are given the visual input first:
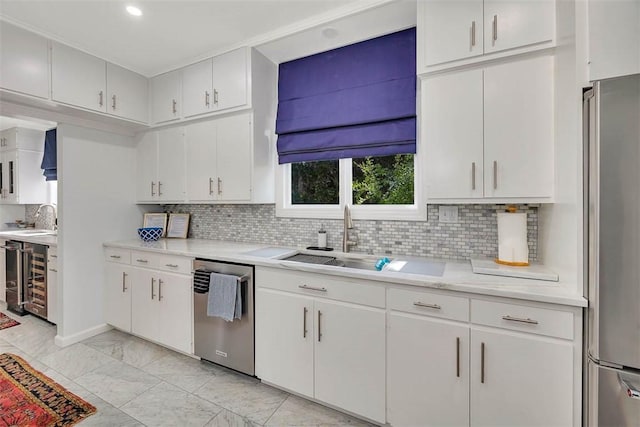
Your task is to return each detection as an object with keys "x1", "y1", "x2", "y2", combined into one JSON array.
[
  {"x1": 41, "y1": 128, "x2": 57, "y2": 181},
  {"x1": 276, "y1": 27, "x2": 416, "y2": 164}
]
